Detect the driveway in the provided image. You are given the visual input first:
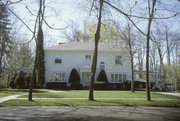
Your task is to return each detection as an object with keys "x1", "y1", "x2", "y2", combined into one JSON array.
[{"x1": 0, "y1": 106, "x2": 180, "y2": 121}]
